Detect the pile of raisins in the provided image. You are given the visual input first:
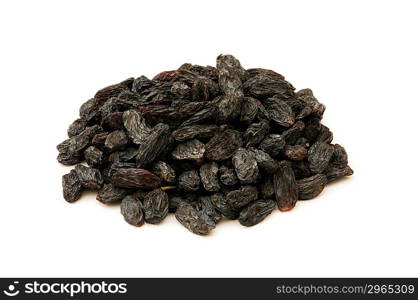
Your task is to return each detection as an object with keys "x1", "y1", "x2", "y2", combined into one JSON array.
[{"x1": 58, "y1": 55, "x2": 353, "y2": 235}]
